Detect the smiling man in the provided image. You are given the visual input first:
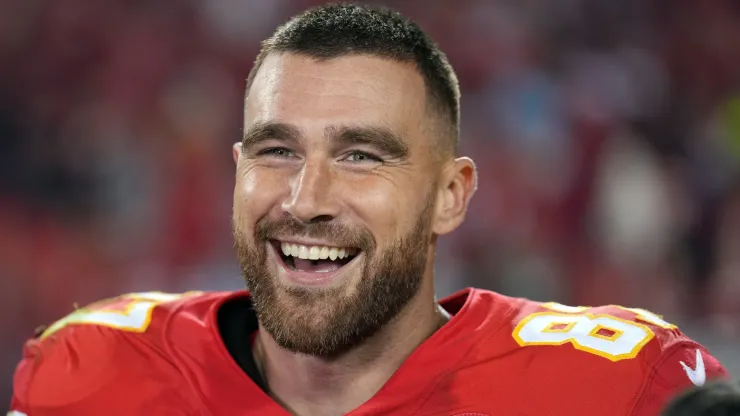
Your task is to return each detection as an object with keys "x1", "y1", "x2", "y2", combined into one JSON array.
[
  {"x1": 9, "y1": 4, "x2": 729, "y2": 416},
  {"x1": 235, "y1": 49, "x2": 456, "y2": 361}
]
